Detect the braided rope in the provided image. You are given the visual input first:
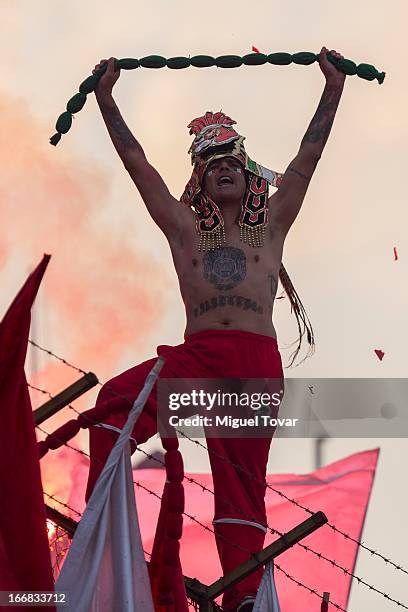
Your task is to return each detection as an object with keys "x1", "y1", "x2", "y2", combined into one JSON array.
[{"x1": 50, "y1": 51, "x2": 385, "y2": 145}]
